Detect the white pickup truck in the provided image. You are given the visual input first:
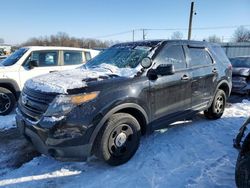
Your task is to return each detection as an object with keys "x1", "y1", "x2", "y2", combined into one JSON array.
[{"x1": 0, "y1": 46, "x2": 100, "y2": 115}]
